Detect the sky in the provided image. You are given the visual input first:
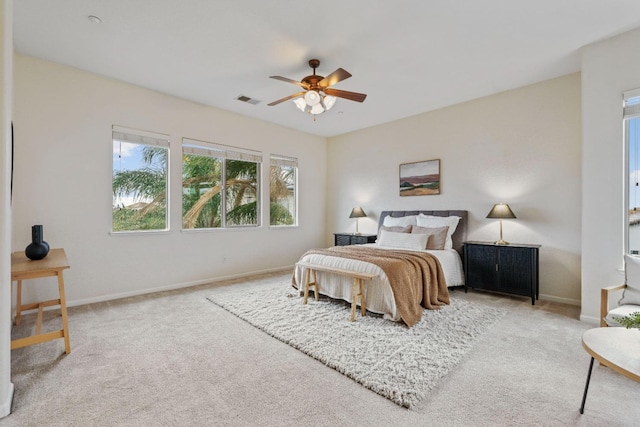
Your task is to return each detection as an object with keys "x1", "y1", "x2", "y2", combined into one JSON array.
[
  {"x1": 113, "y1": 141, "x2": 145, "y2": 171},
  {"x1": 112, "y1": 141, "x2": 153, "y2": 207}
]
